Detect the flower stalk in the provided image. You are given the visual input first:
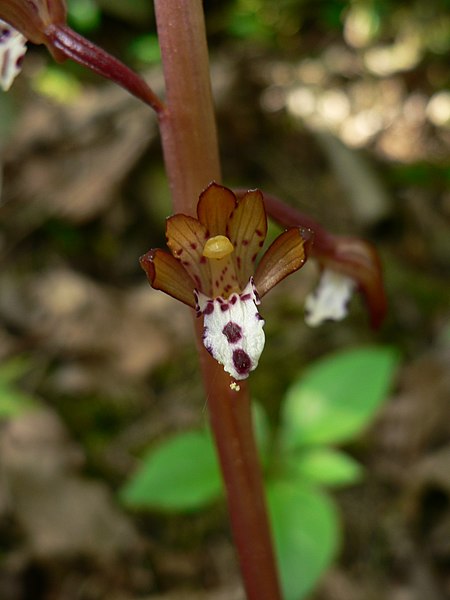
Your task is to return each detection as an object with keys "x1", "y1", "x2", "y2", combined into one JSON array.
[
  {"x1": 195, "y1": 325, "x2": 282, "y2": 600},
  {"x1": 153, "y1": 1, "x2": 282, "y2": 598}
]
